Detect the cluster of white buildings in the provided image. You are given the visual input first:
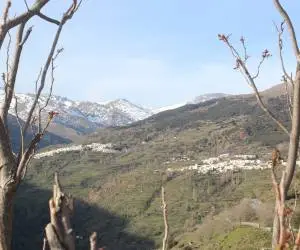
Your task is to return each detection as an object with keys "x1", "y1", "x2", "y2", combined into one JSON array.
[
  {"x1": 166, "y1": 154, "x2": 272, "y2": 174},
  {"x1": 34, "y1": 143, "x2": 118, "y2": 159}
]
